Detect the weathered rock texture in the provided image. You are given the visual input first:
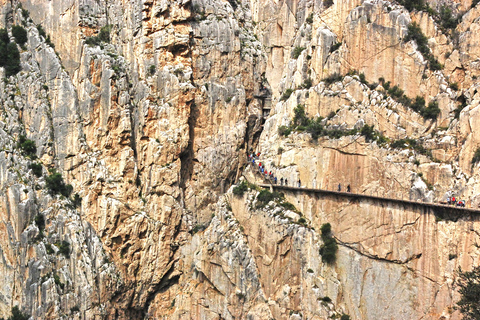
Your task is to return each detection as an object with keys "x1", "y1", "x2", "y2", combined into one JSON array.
[{"x1": 1, "y1": 0, "x2": 480, "y2": 319}]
